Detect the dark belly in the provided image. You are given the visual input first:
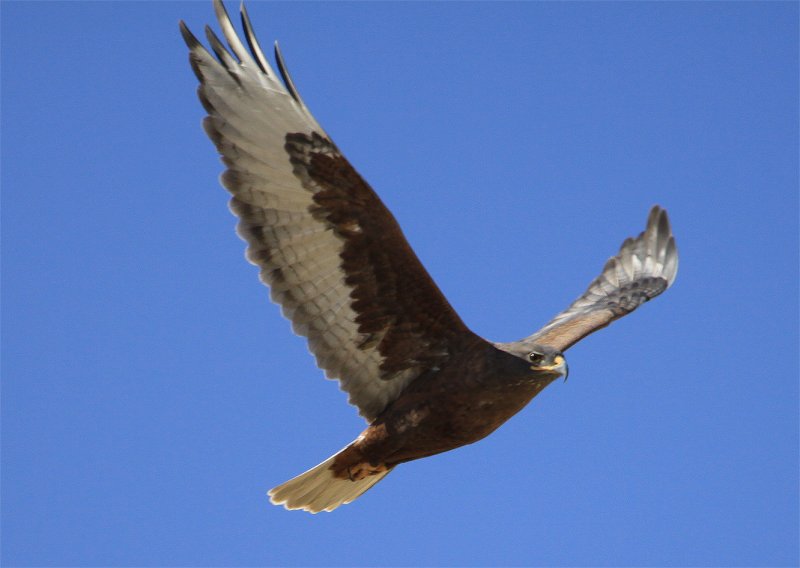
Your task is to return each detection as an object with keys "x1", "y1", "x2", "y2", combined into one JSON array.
[{"x1": 362, "y1": 375, "x2": 555, "y2": 467}]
